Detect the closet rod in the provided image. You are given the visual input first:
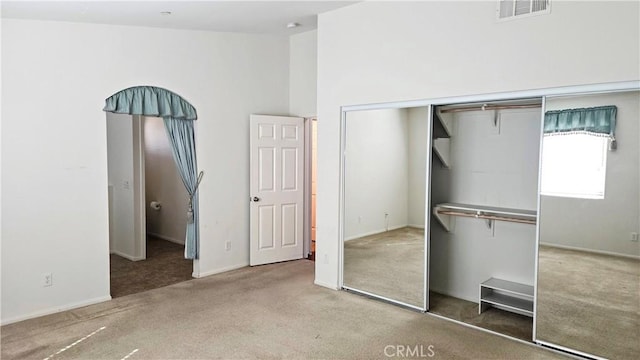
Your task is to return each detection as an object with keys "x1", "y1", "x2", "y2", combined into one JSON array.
[
  {"x1": 439, "y1": 103, "x2": 541, "y2": 114},
  {"x1": 436, "y1": 210, "x2": 537, "y2": 225}
]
